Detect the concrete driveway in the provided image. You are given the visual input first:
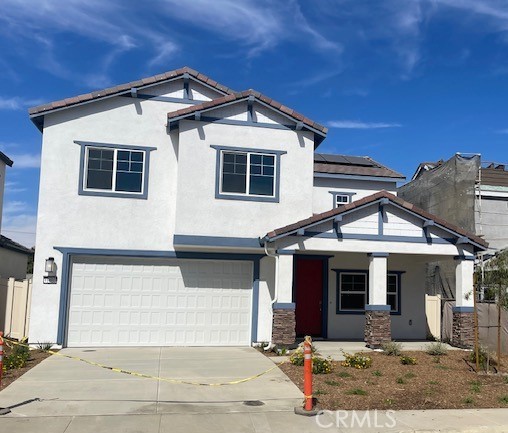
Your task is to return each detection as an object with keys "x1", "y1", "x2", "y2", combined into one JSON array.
[{"x1": 0, "y1": 347, "x2": 326, "y2": 432}]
